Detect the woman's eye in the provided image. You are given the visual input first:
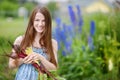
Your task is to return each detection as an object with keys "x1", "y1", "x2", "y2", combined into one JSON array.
[{"x1": 35, "y1": 19, "x2": 39, "y2": 21}]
